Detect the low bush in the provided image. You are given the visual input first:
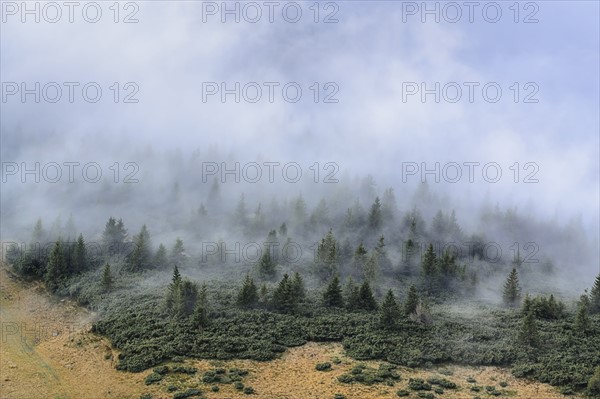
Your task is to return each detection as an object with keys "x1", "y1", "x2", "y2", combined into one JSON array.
[
  {"x1": 172, "y1": 388, "x2": 202, "y2": 399},
  {"x1": 408, "y1": 378, "x2": 431, "y2": 391},
  {"x1": 316, "y1": 362, "x2": 332, "y2": 371},
  {"x1": 144, "y1": 372, "x2": 162, "y2": 385},
  {"x1": 153, "y1": 365, "x2": 169, "y2": 375}
]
